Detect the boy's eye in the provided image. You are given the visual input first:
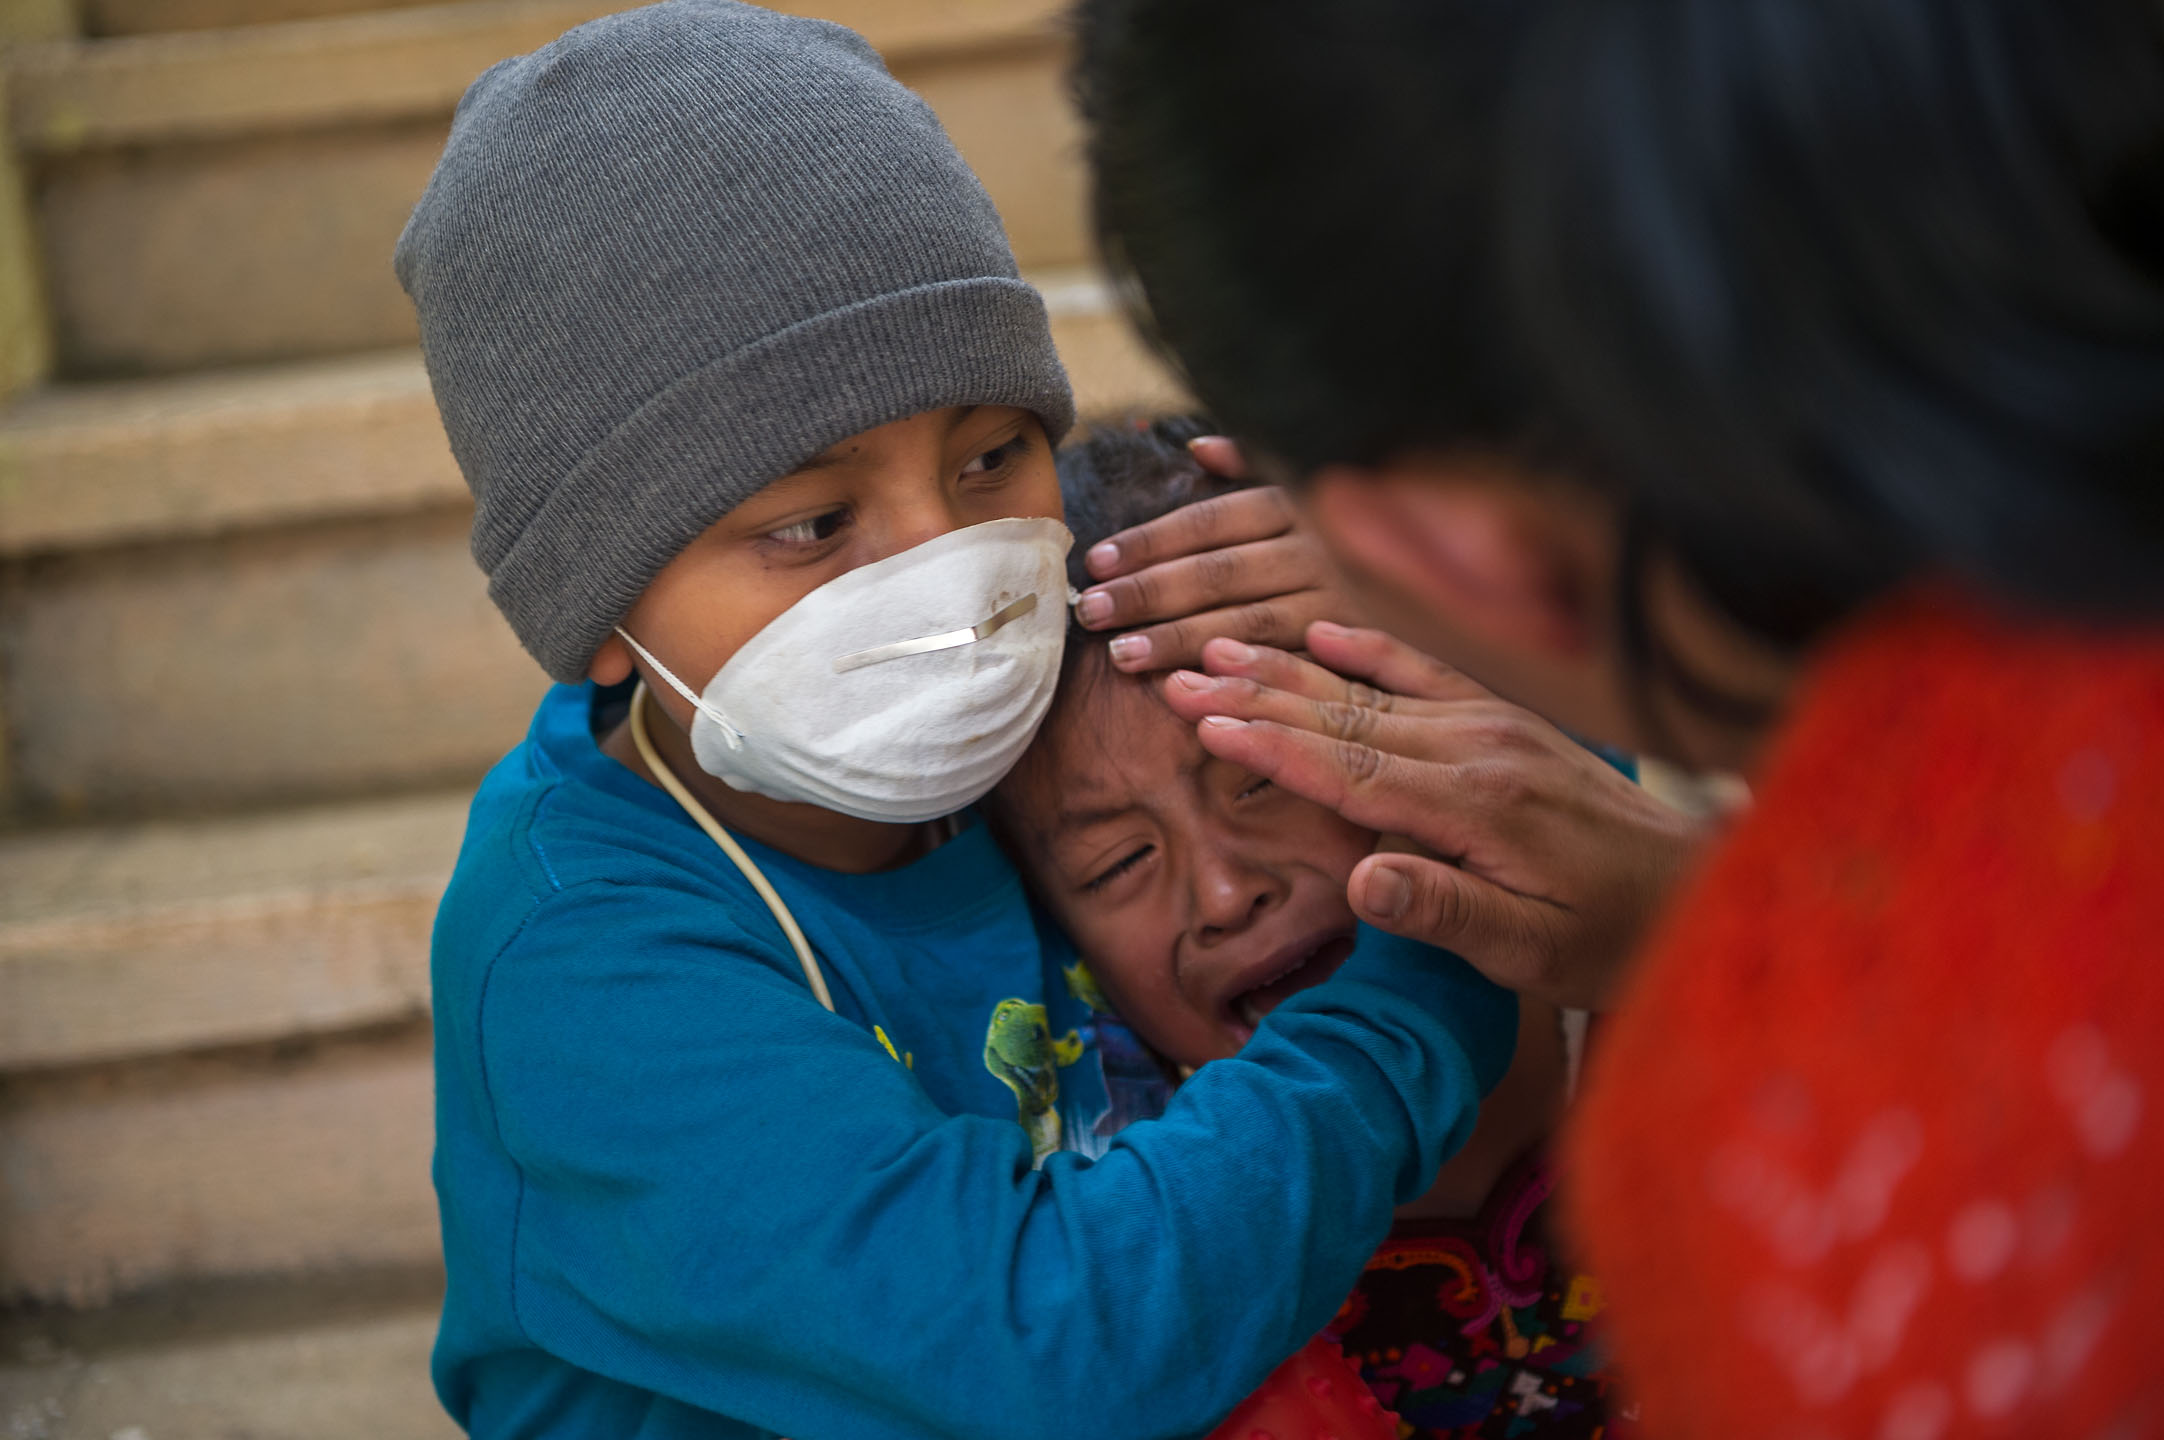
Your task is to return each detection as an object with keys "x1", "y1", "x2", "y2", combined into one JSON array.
[
  {"x1": 960, "y1": 435, "x2": 1028, "y2": 478},
  {"x1": 1081, "y1": 844, "x2": 1154, "y2": 894},
  {"x1": 767, "y1": 509, "x2": 849, "y2": 546},
  {"x1": 1236, "y1": 777, "x2": 1274, "y2": 802}
]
